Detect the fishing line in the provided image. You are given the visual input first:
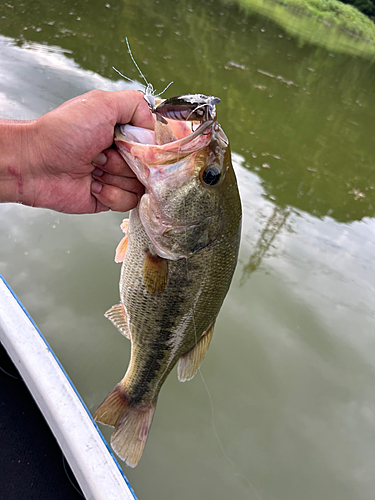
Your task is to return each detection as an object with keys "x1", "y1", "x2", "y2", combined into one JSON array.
[
  {"x1": 62, "y1": 453, "x2": 85, "y2": 498},
  {"x1": 191, "y1": 277, "x2": 262, "y2": 499},
  {"x1": 197, "y1": 366, "x2": 263, "y2": 500},
  {"x1": 183, "y1": 175, "x2": 263, "y2": 500},
  {"x1": 190, "y1": 293, "x2": 262, "y2": 500},
  {"x1": 180, "y1": 119, "x2": 262, "y2": 499},
  {"x1": 0, "y1": 364, "x2": 23, "y2": 380}
]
